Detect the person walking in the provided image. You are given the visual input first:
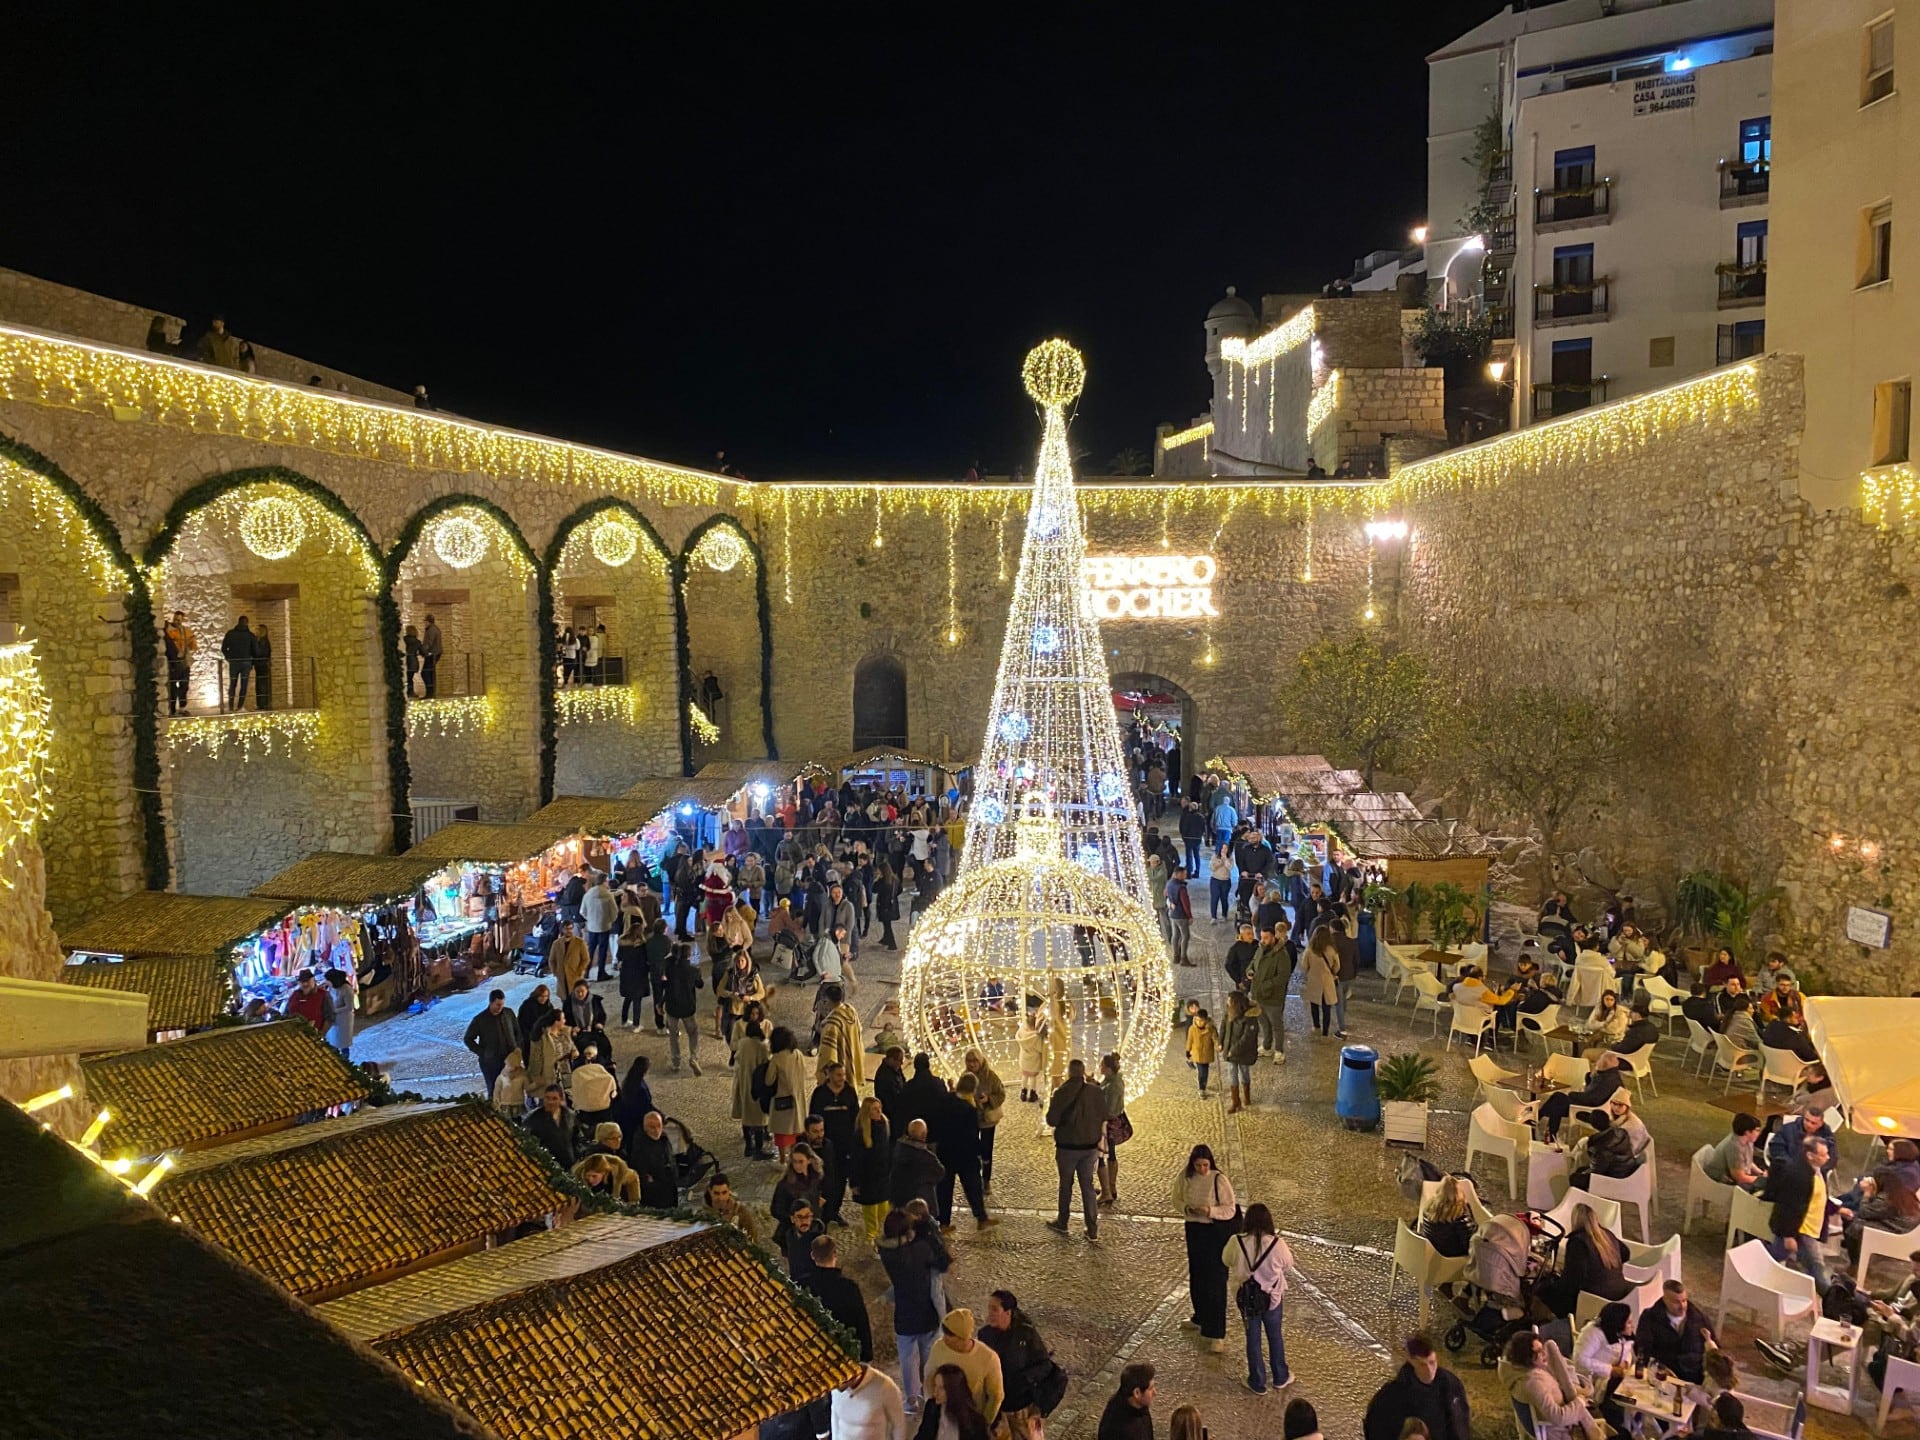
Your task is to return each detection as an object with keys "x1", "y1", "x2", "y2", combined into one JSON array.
[
  {"x1": 420, "y1": 612, "x2": 443, "y2": 697},
  {"x1": 923, "y1": 1309, "x2": 1005, "y2": 1428},
  {"x1": 1223, "y1": 992, "x2": 1260, "y2": 1114},
  {"x1": 851, "y1": 1095, "x2": 893, "y2": 1241},
  {"x1": 1046, "y1": 1058, "x2": 1108, "y2": 1239},
  {"x1": 831, "y1": 1364, "x2": 906, "y2": 1440},
  {"x1": 731, "y1": 1020, "x2": 773, "y2": 1159},
  {"x1": 1178, "y1": 801, "x2": 1207, "y2": 878},
  {"x1": 164, "y1": 611, "x2": 195, "y2": 714},
  {"x1": 982, "y1": 1290, "x2": 1059, "y2": 1440},
  {"x1": 1226, "y1": 1202, "x2": 1293, "y2": 1393},
  {"x1": 1208, "y1": 845, "x2": 1234, "y2": 922},
  {"x1": 1097, "y1": 1364, "x2": 1156, "y2": 1440},
  {"x1": 1300, "y1": 932, "x2": 1339, "y2": 1039},
  {"x1": 878, "y1": 1208, "x2": 950, "y2": 1415},
  {"x1": 661, "y1": 940, "x2": 704, "y2": 1075},
  {"x1": 582, "y1": 871, "x2": 619, "y2": 982},
  {"x1": 874, "y1": 861, "x2": 901, "y2": 951},
  {"x1": 1248, "y1": 927, "x2": 1291, "y2": 1061},
  {"x1": 220, "y1": 613, "x2": 255, "y2": 712},
  {"x1": 323, "y1": 968, "x2": 356, "y2": 1054},
  {"x1": 1186, "y1": 1006, "x2": 1219, "y2": 1098},
  {"x1": 928, "y1": 1073, "x2": 996, "y2": 1232},
  {"x1": 1165, "y1": 867, "x2": 1194, "y2": 966},
  {"x1": 765, "y1": 1025, "x2": 813, "y2": 1161},
  {"x1": 963, "y1": 1049, "x2": 1007, "y2": 1194},
  {"x1": 1097, "y1": 1052, "x2": 1129, "y2": 1206},
  {"x1": 1176, "y1": 1144, "x2": 1238, "y2": 1352},
  {"x1": 616, "y1": 901, "x2": 651, "y2": 1030},
  {"x1": 1363, "y1": 1336, "x2": 1472, "y2": 1440}
]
